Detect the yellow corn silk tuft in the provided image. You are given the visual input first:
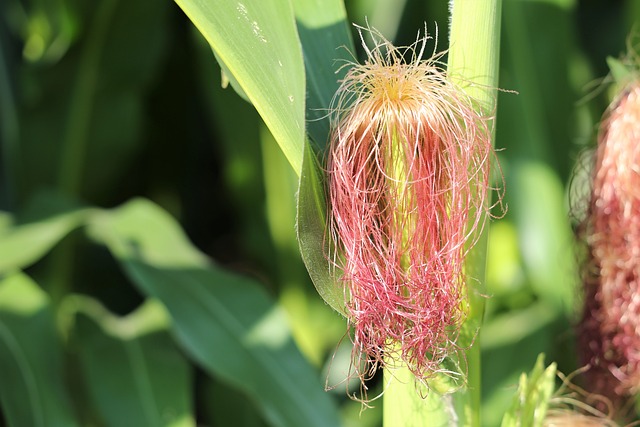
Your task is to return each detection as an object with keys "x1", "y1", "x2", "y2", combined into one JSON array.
[{"x1": 326, "y1": 26, "x2": 497, "y2": 385}]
